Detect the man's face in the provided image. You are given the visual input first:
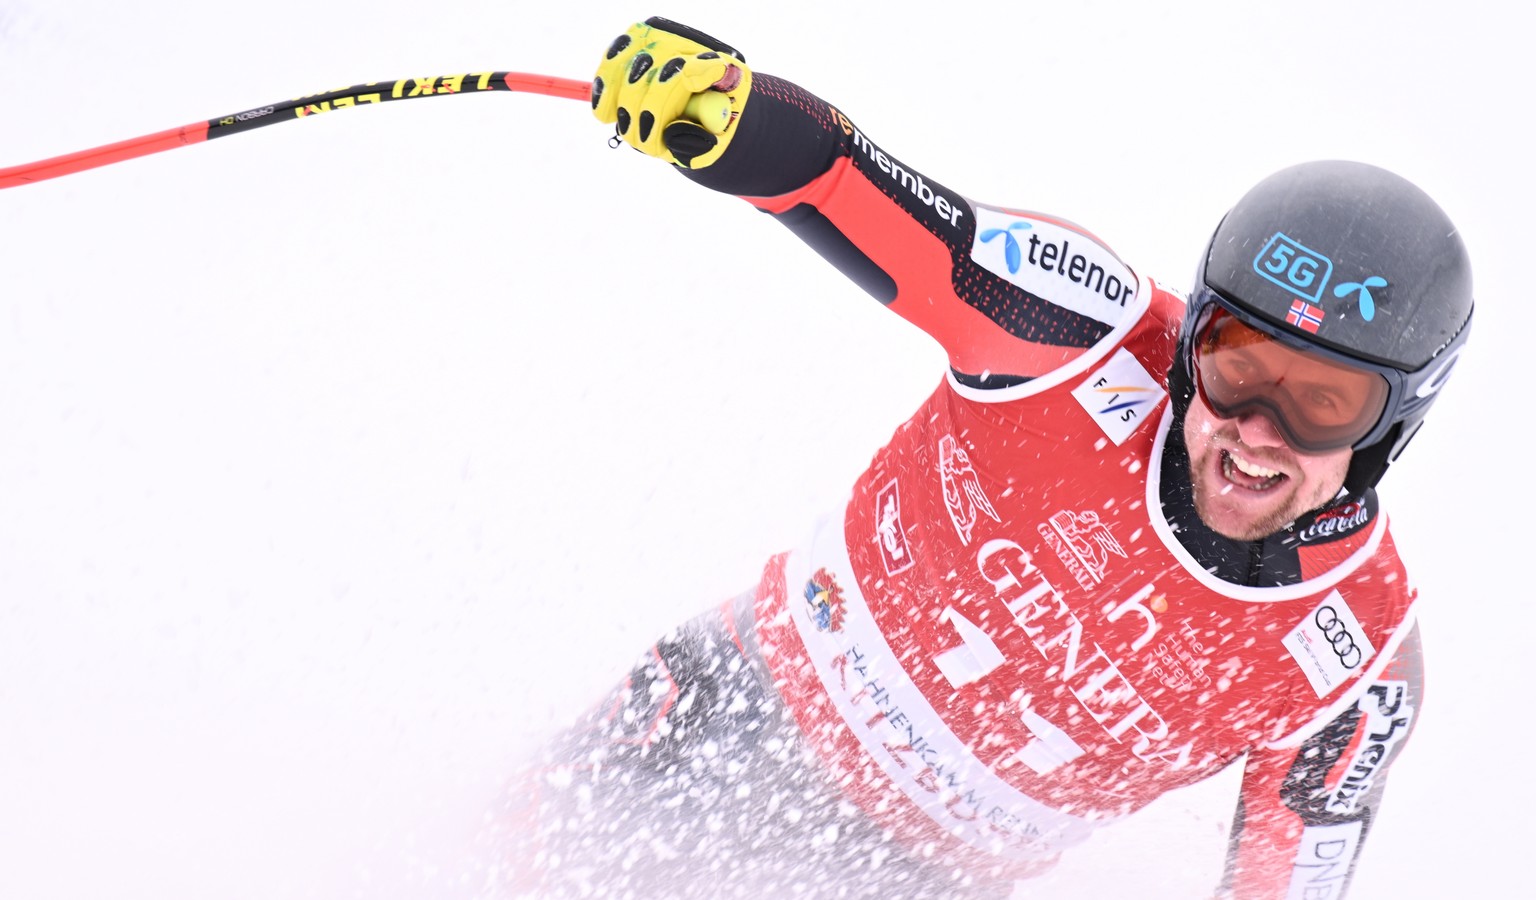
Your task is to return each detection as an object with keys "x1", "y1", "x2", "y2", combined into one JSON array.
[{"x1": 1182, "y1": 393, "x2": 1352, "y2": 541}]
